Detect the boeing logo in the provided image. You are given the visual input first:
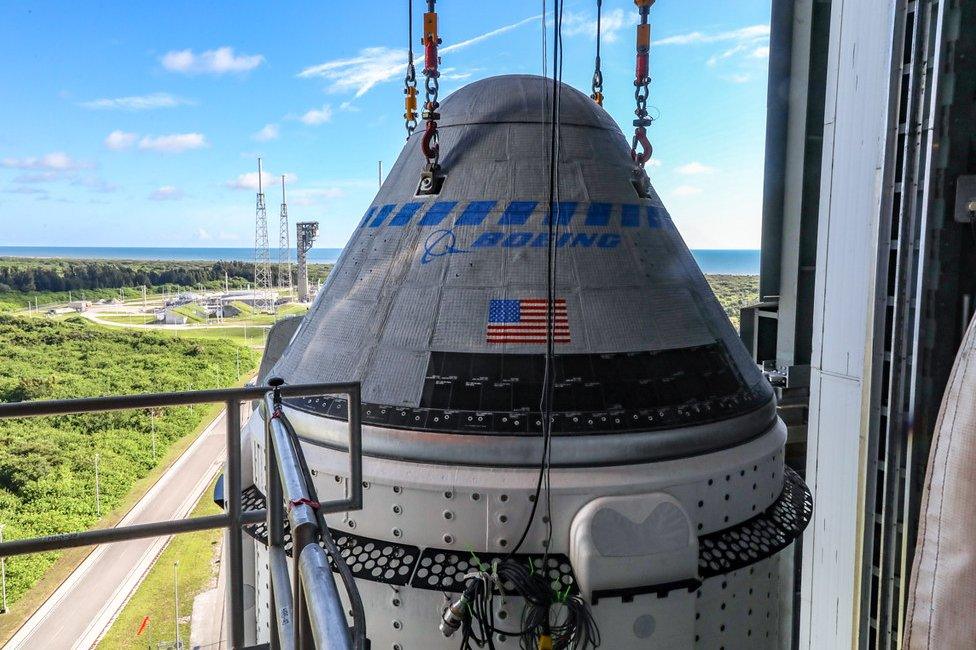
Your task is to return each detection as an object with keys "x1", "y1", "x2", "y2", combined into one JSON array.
[
  {"x1": 419, "y1": 228, "x2": 622, "y2": 265},
  {"x1": 360, "y1": 200, "x2": 667, "y2": 230}
]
